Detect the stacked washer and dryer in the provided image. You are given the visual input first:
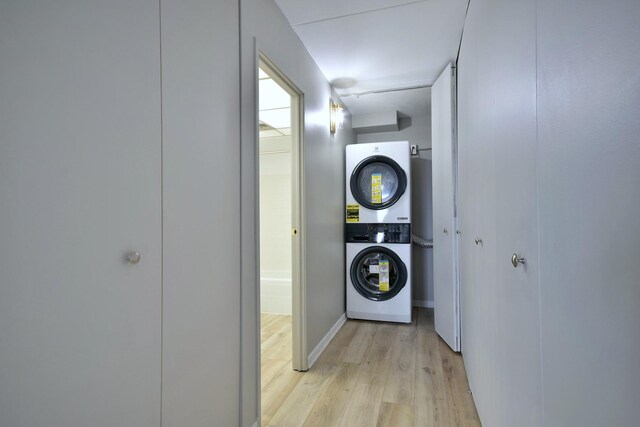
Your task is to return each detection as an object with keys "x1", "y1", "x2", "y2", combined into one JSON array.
[{"x1": 345, "y1": 141, "x2": 412, "y2": 323}]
